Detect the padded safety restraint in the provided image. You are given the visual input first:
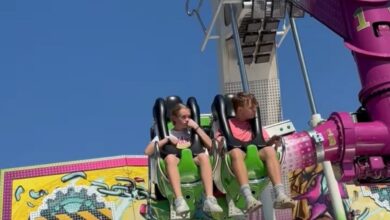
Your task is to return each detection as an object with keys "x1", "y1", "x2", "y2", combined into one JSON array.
[
  {"x1": 153, "y1": 96, "x2": 182, "y2": 139},
  {"x1": 212, "y1": 94, "x2": 266, "y2": 149},
  {"x1": 153, "y1": 96, "x2": 203, "y2": 148}
]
